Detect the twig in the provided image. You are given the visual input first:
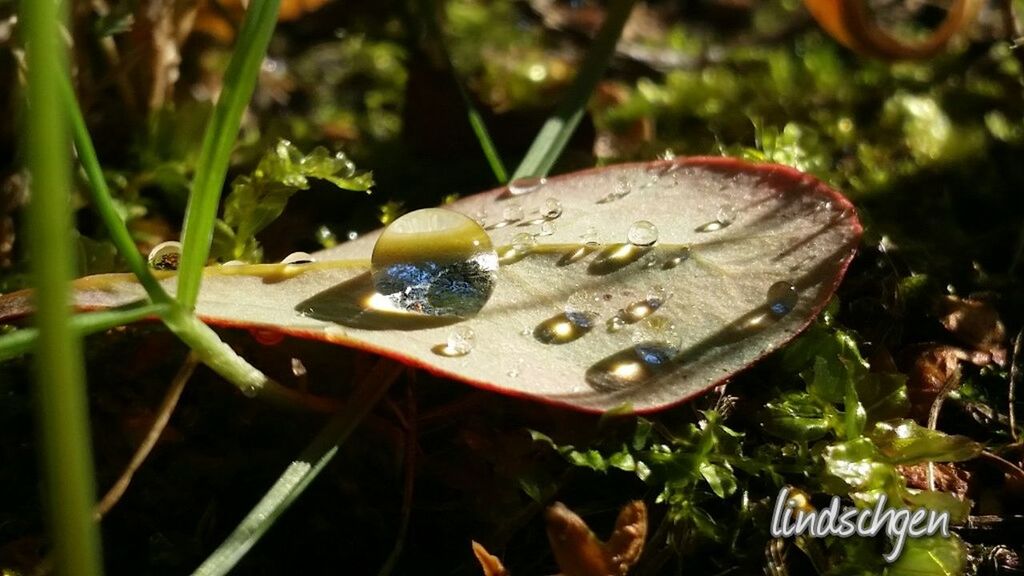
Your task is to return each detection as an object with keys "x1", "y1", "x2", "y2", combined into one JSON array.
[
  {"x1": 377, "y1": 371, "x2": 418, "y2": 576},
  {"x1": 94, "y1": 352, "x2": 199, "y2": 520},
  {"x1": 926, "y1": 366, "x2": 962, "y2": 491},
  {"x1": 1009, "y1": 329, "x2": 1021, "y2": 443}
]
